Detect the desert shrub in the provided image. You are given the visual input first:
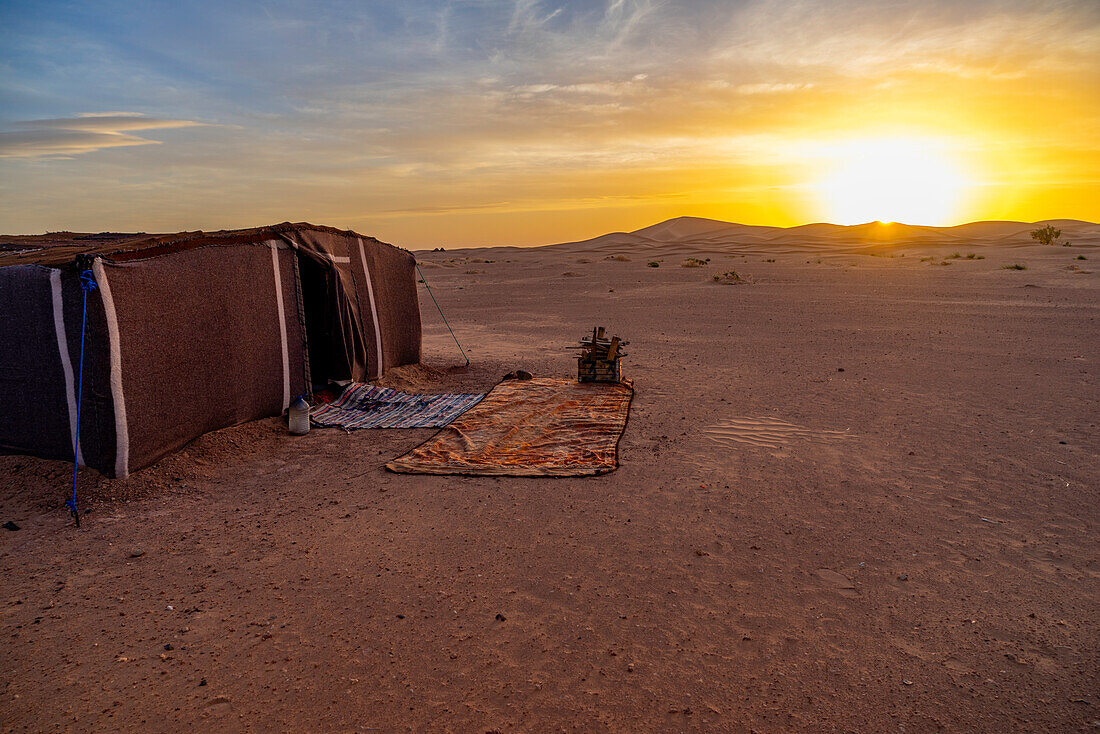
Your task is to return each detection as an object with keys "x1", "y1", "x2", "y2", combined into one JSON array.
[
  {"x1": 1003, "y1": 264, "x2": 1027, "y2": 270},
  {"x1": 920, "y1": 256, "x2": 934, "y2": 262},
  {"x1": 605, "y1": 254, "x2": 631, "y2": 262},
  {"x1": 965, "y1": 253, "x2": 985, "y2": 259},
  {"x1": 712, "y1": 270, "x2": 747, "y2": 284},
  {"x1": 1076, "y1": 255, "x2": 1087, "y2": 260},
  {"x1": 947, "y1": 252, "x2": 962, "y2": 259},
  {"x1": 647, "y1": 261, "x2": 660, "y2": 268},
  {"x1": 763, "y1": 258, "x2": 776, "y2": 263},
  {"x1": 1030, "y1": 225, "x2": 1061, "y2": 246},
  {"x1": 682, "y1": 257, "x2": 707, "y2": 268}
]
